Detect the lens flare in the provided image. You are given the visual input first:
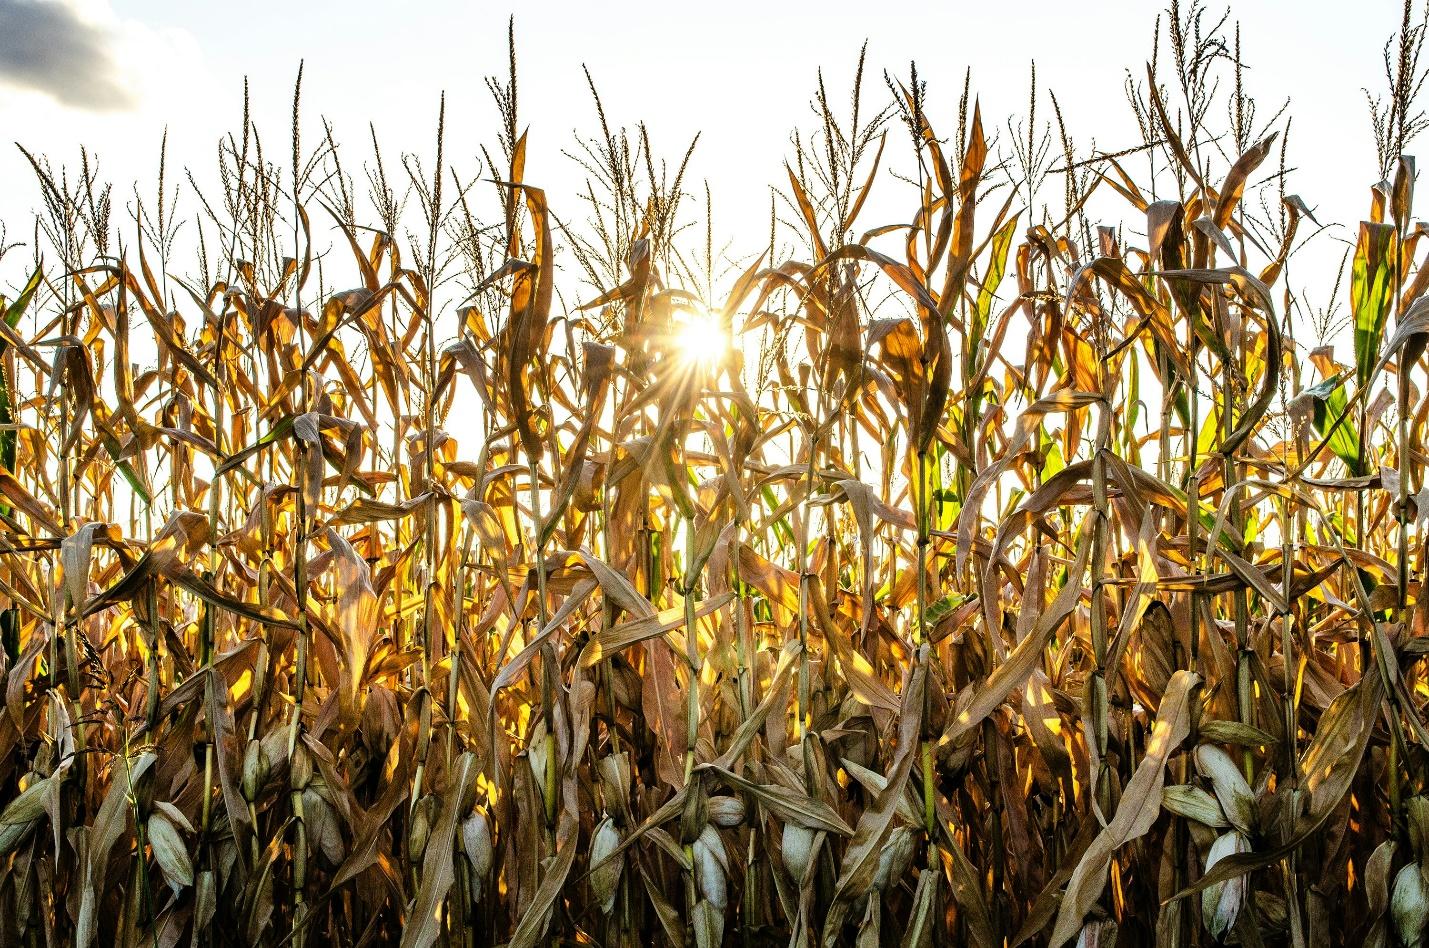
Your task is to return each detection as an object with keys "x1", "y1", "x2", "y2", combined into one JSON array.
[{"x1": 673, "y1": 306, "x2": 727, "y2": 365}]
